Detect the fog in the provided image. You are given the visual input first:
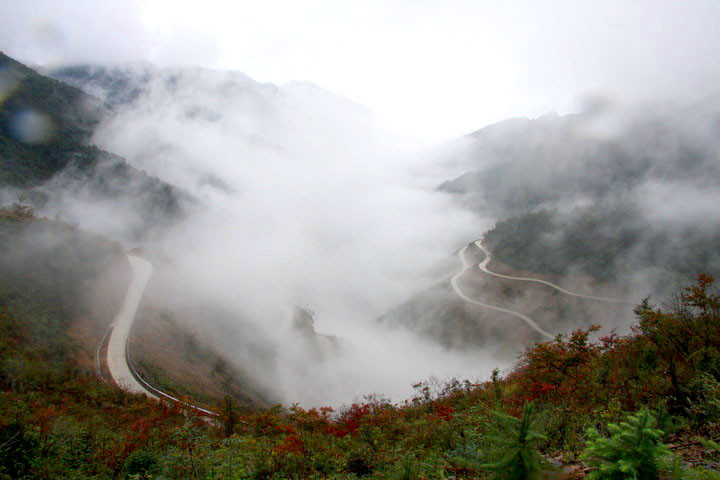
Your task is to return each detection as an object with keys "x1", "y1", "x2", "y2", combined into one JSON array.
[
  {"x1": 3, "y1": 51, "x2": 719, "y2": 406},
  {"x1": 3, "y1": 1, "x2": 720, "y2": 140},
  {"x1": 1, "y1": 58, "x2": 715, "y2": 406},
  {"x1": 3, "y1": 0, "x2": 720, "y2": 407},
  {"x1": 440, "y1": 95, "x2": 720, "y2": 309},
  {"x1": 27, "y1": 63, "x2": 498, "y2": 406}
]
